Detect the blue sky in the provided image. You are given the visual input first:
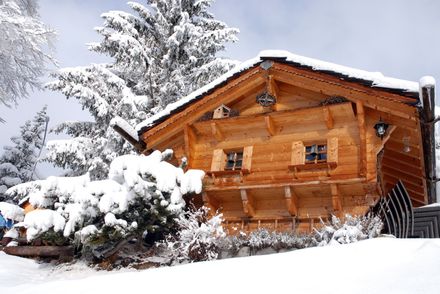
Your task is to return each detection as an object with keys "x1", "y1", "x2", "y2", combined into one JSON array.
[{"x1": 1, "y1": 0, "x2": 440, "y2": 176}]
